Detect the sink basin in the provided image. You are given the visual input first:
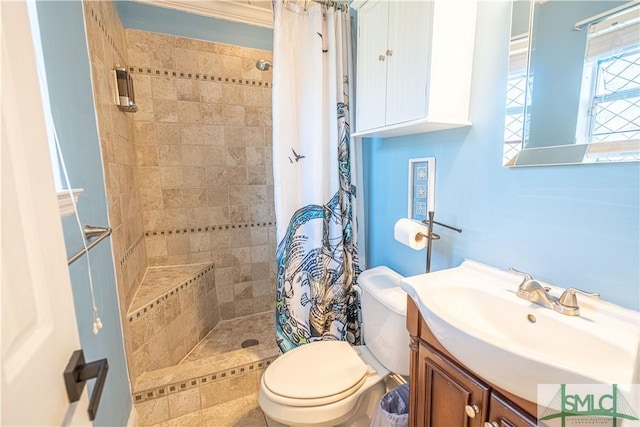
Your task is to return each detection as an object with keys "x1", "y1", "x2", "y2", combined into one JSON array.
[{"x1": 400, "y1": 260, "x2": 640, "y2": 403}]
